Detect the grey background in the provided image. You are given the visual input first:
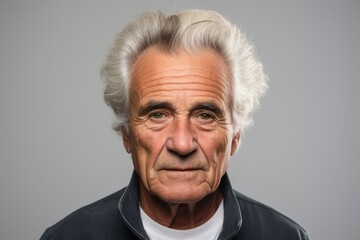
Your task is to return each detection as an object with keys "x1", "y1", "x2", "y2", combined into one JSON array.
[{"x1": 1, "y1": 0, "x2": 359, "y2": 239}]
